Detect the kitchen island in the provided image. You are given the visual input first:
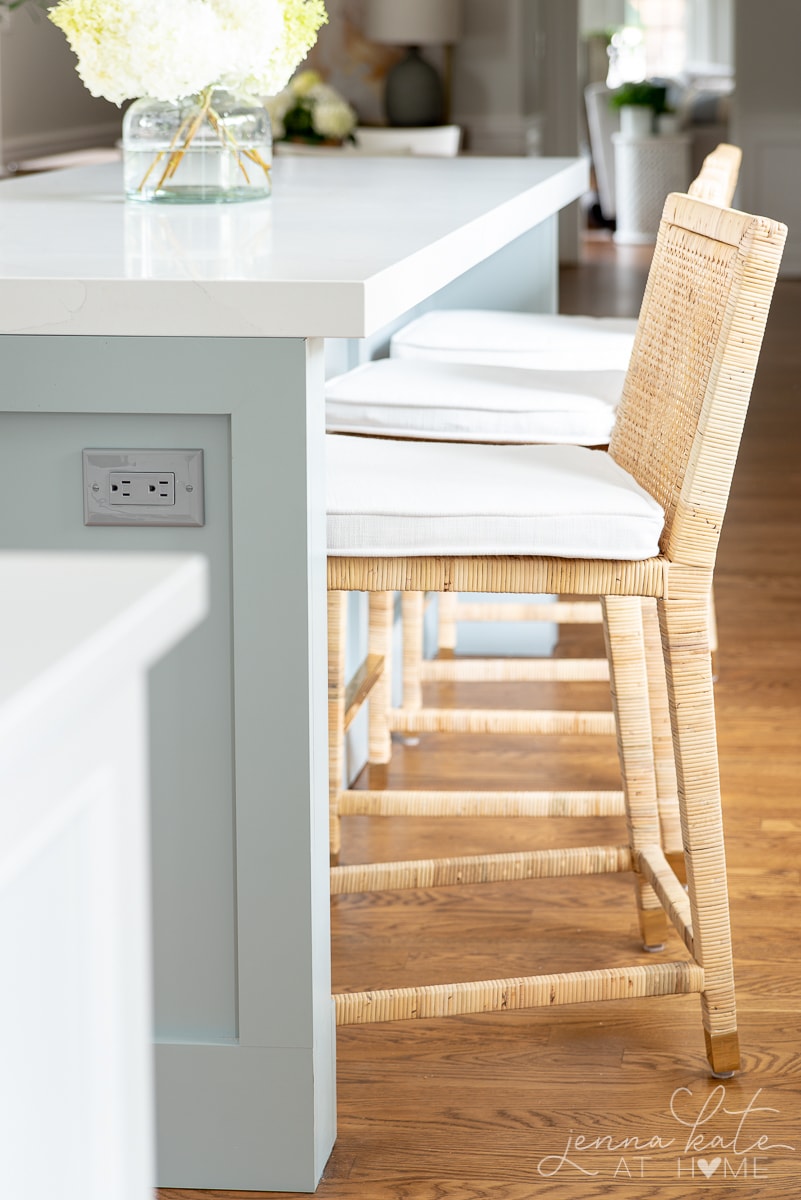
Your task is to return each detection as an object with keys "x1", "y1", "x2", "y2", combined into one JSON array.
[{"x1": 0, "y1": 153, "x2": 587, "y2": 1191}]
